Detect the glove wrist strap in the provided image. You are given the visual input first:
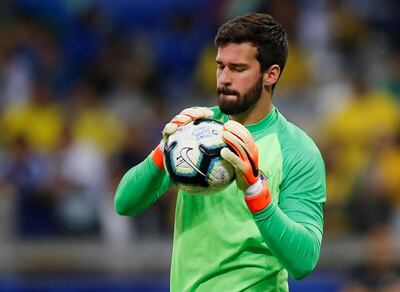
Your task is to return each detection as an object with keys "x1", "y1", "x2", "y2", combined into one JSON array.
[
  {"x1": 244, "y1": 178, "x2": 262, "y2": 197},
  {"x1": 244, "y1": 178, "x2": 272, "y2": 213}
]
